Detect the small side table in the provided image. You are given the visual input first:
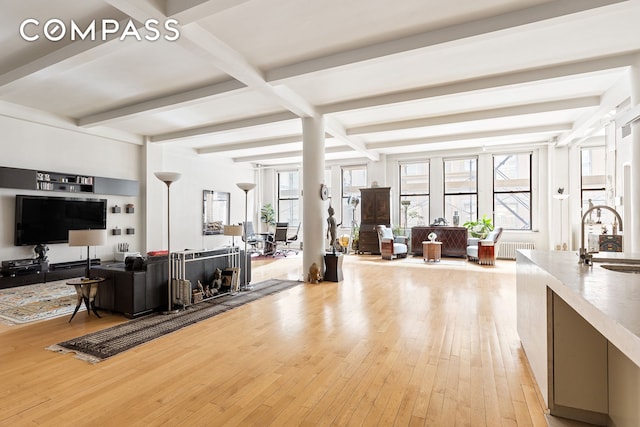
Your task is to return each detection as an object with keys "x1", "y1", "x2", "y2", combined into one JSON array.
[
  {"x1": 67, "y1": 277, "x2": 105, "y2": 322},
  {"x1": 324, "y1": 253, "x2": 344, "y2": 282},
  {"x1": 423, "y1": 241, "x2": 442, "y2": 262}
]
